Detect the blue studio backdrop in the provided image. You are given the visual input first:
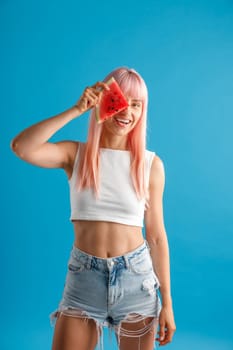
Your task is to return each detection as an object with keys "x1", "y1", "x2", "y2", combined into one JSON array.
[{"x1": 1, "y1": 0, "x2": 233, "y2": 349}]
